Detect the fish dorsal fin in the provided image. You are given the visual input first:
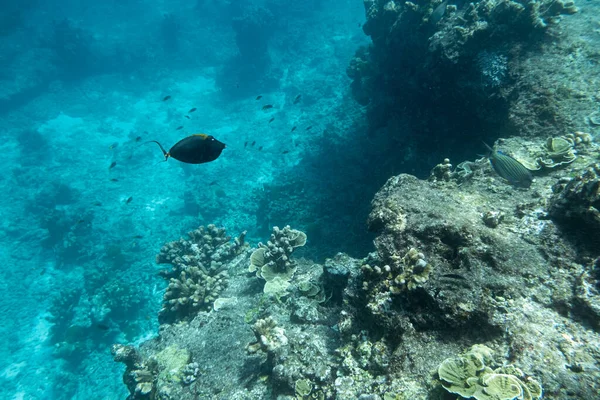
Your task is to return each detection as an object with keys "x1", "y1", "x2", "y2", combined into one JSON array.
[
  {"x1": 482, "y1": 141, "x2": 494, "y2": 152},
  {"x1": 193, "y1": 133, "x2": 209, "y2": 139},
  {"x1": 482, "y1": 141, "x2": 495, "y2": 157}
]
